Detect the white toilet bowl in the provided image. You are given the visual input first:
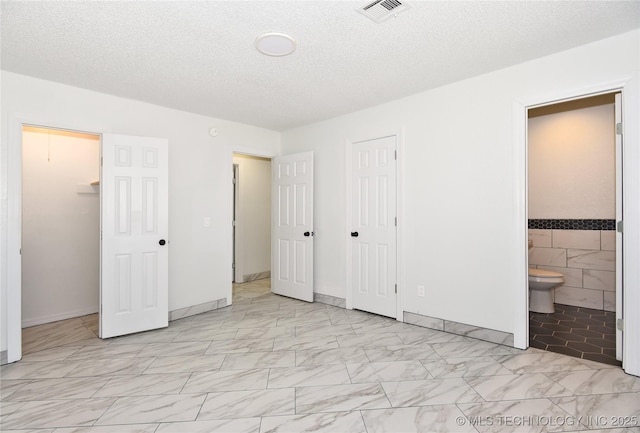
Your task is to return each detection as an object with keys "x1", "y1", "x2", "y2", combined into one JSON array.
[{"x1": 528, "y1": 268, "x2": 564, "y2": 313}]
